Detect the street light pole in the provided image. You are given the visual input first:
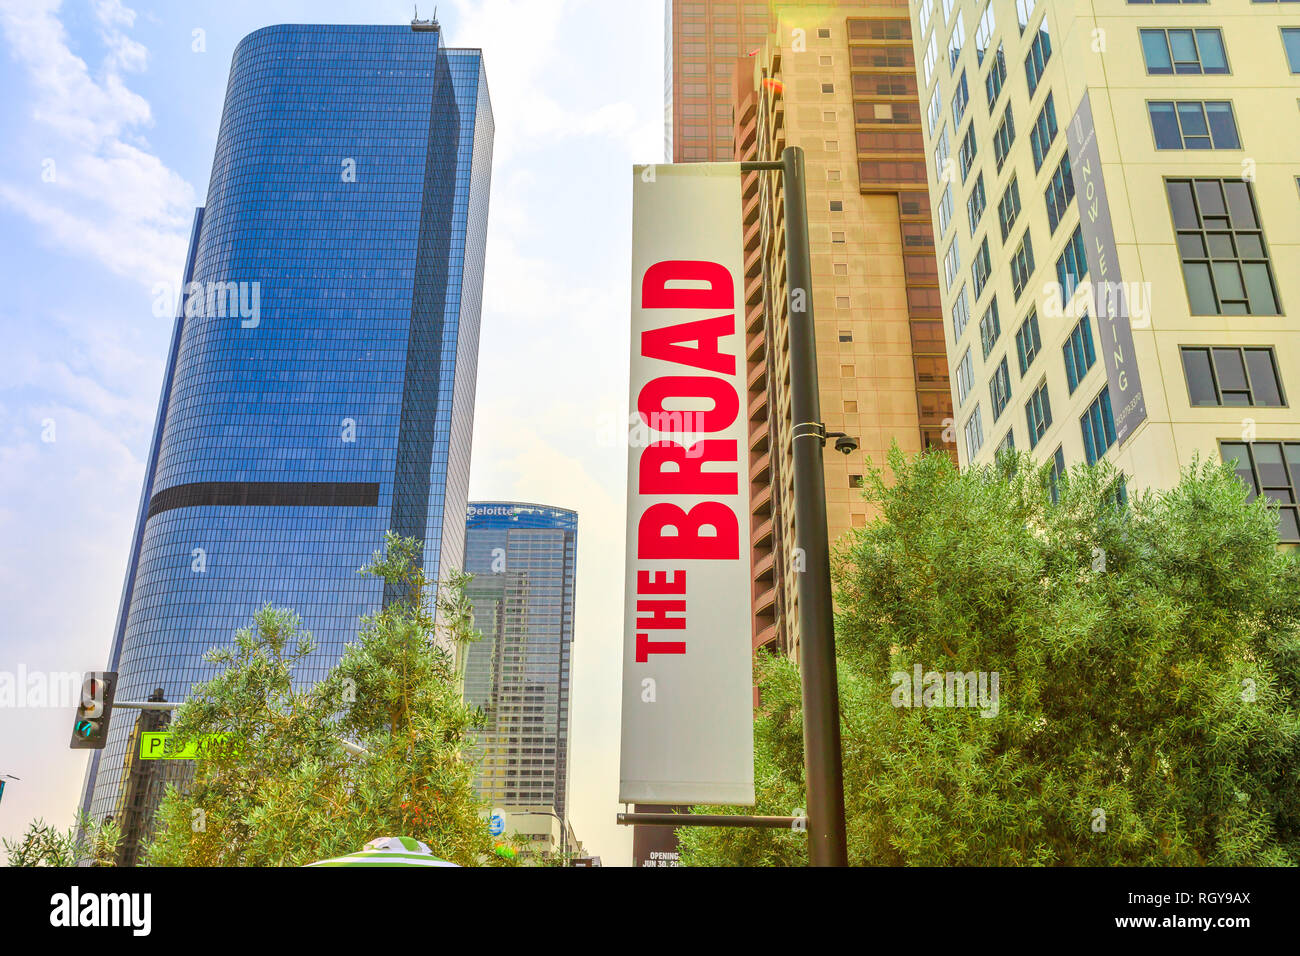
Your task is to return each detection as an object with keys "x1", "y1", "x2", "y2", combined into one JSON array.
[{"x1": 779, "y1": 145, "x2": 849, "y2": 867}]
